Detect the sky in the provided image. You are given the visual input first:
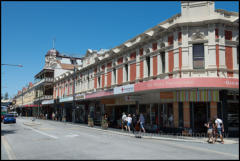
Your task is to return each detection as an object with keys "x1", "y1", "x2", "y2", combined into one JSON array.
[{"x1": 1, "y1": 1, "x2": 239, "y2": 99}]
